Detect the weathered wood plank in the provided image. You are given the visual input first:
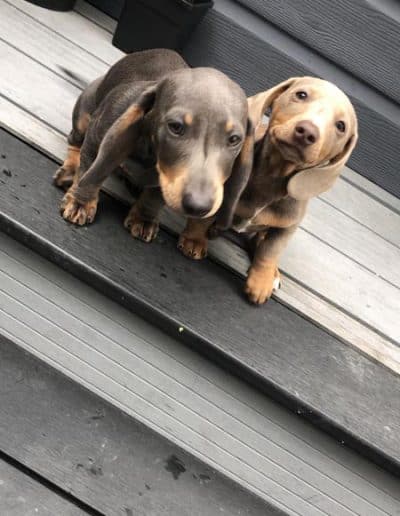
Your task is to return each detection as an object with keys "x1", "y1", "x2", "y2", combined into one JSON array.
[
  {"x1": 3, "y1": 229, "x2": 400, "y2": 515},
  {"x1": 0, "y1": 1, "x2": 108, "y2": 87},
  {"x1": 0, "y1": 40, "x2": 79, "y2": 134},
  {"x1": 321, "y1": 175, "x2": 400, "y2": 249},
  {"x1": 303, "y1": 199, "x2": 400, "y2": 288},
  {"x1": 2, "y1": 233, "x2": 400, "y2": 514},
  {"x1": 6, "y1": 0, "x2": 123, "y2": 64},
  {"x1": 237, "y1": 0, "x2": 400, "y2": 105},
  {"x1": 0, "y1": 459, "x2": 87, "y2": 516},
  {"x1": 0, "y1": 336, "x2": 275, "y2": 516},
  {"x1": 341, "y1": 168, "x2": 400, "y2": 214}
]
